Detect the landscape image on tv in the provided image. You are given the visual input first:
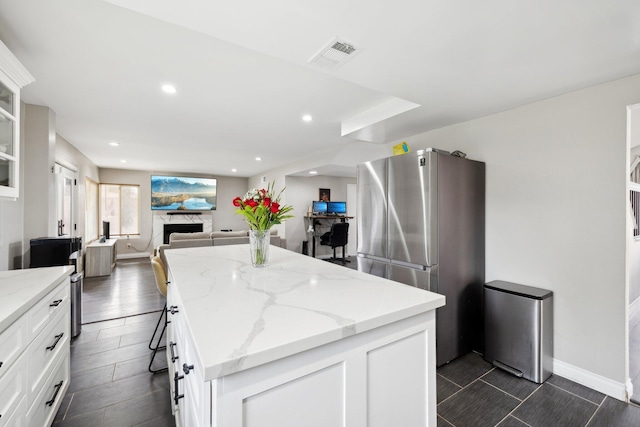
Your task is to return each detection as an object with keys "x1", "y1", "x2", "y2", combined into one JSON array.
[{"x1": 151, "y1": 175, "x2": 217, "y2": 211}]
